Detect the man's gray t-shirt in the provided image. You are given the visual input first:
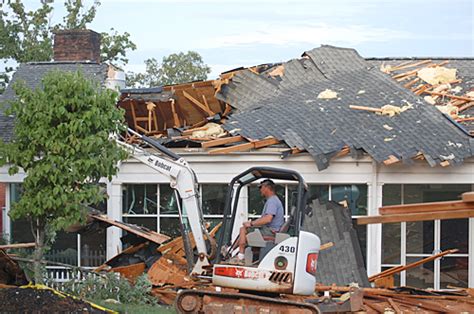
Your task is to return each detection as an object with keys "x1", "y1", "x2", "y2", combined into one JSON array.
[{"x1": 262, "y1": 195, "x2": 284, "y2": 232}]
